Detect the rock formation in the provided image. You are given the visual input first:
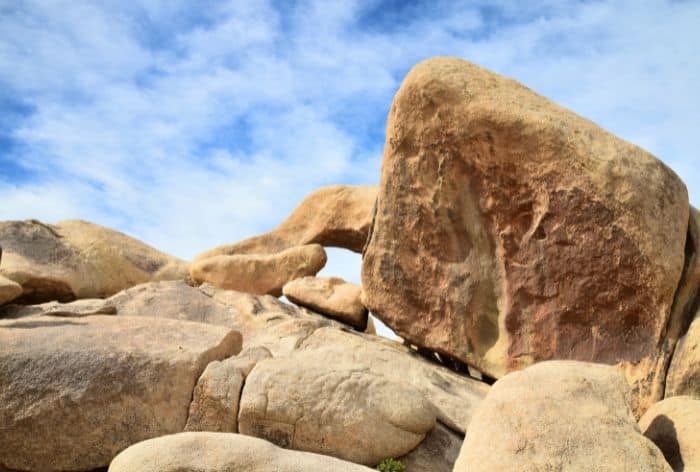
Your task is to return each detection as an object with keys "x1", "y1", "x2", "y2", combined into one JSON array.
[
  {"x1": 361, "y1": 56, "x2": 690, "y2": 412},
  {"x1": 283, "y1": 276, "x2": 368, "y2": 330},
  {"x1": 0, "y1": 219, "x2": 188, "y2": 303},
  {"x1": 640, "y1": 396, "x2": 700, "y2": 472},
  {"x1": 454, "y1": 361, "x2": 672, "y2": 471},
  {"x1": 190, "y1": 243, "x2": 327, "y2": 296}
]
